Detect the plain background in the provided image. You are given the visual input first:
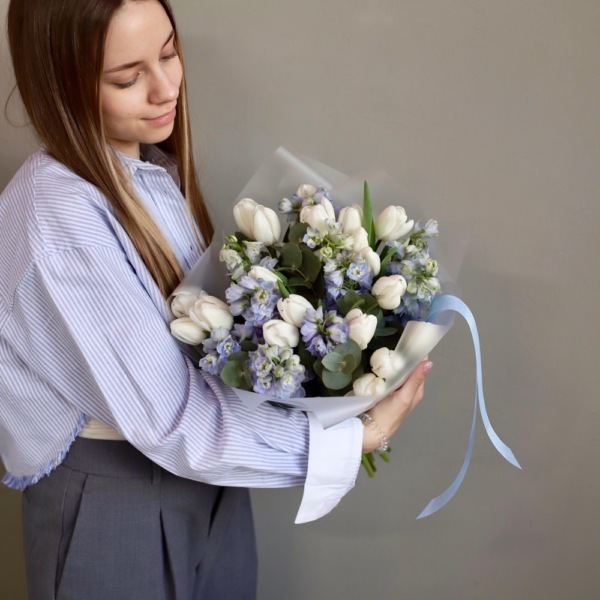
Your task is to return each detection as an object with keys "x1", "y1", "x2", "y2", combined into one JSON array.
[{"x1": 1, "y1": 1, "x2": 599, "y2": 598}]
